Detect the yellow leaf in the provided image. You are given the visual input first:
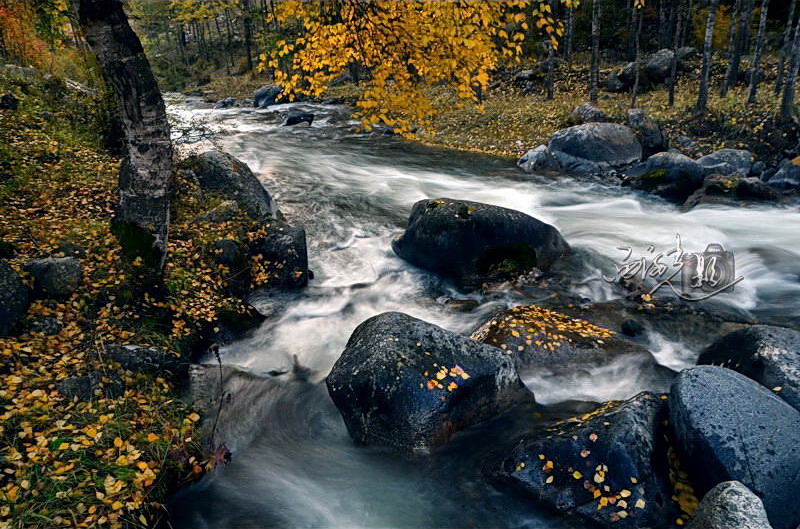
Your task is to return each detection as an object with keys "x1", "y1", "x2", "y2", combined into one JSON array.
[
  {"x1": 113, "y1": 437, "x2": 123, "y2": 448},
  {"x1": 620, "y1": 489, "x2": 632, "y2": 498},
  {"x1": 635, "y1": 498, "x2": 646, "y2": 509},
  {"x1": 573, "y1": 471, "x2": 583, "y2": 479},
  {"x1": 546, "y1": 475, "x2": 554, "y2": 484}
]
